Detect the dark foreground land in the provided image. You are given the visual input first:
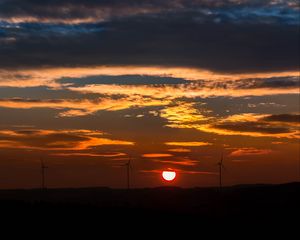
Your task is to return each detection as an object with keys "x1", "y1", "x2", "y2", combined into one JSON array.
[{"x1": 0, "y1": 183, "x2": 299, "y2": 231}]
